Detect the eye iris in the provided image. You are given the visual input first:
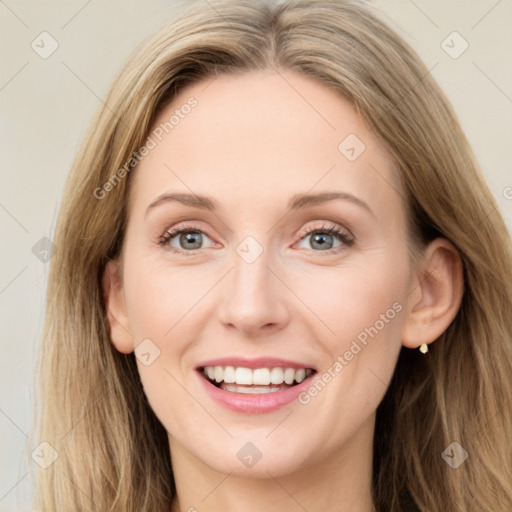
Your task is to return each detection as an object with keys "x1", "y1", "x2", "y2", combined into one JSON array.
[
  {"x1": 311, "y1": 233, "x2": 333, "y2": 250},
  {"x1": 180, "y1": 231, "x2": 202, "y2": 250}
]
